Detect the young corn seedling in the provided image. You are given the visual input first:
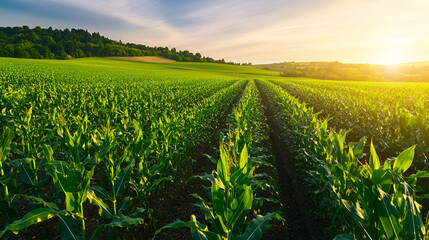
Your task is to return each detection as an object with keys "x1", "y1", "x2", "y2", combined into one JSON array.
[
  {"x1": 44, "y1": 127, "x2": 96, "y2": 240},
  {"x1": 0, "y1": 125, "x2": 22, "y2": 229},
  {"x1": 0, "y1": 125, "x2": 14, "y2": 203},
  {"x1": 0, "y1": 136, "x2": 93, "y2": 239},
  {"x1": 86, "y1": 119, "x2": 146, "y2": 239},
  {"x1": 128, "y1": 120, "x2": 168, "y2": 207},
  {"x1": 336, "y1": 143, "x2": 428, "y2": 240}
]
